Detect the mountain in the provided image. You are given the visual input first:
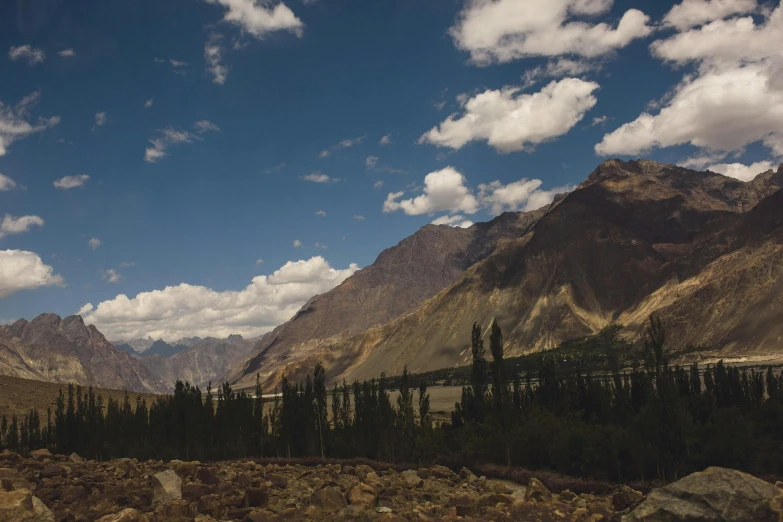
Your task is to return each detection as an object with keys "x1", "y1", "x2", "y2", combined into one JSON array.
[
  {"x1": 143, "y1": 339, "x2": 188, "y2": 358},
  {"x1": 0, "y1": 314, "x2": 167, "y2": 393},
  {"x1": 229, "y1": 159, "x2": 783, "y2": 390},
  {"x1": 110, "y1": 336, "x2": 155, "y2": 353},
  {"x1": 137, "y1": 335, "x2": 257, "y2": 390}
]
